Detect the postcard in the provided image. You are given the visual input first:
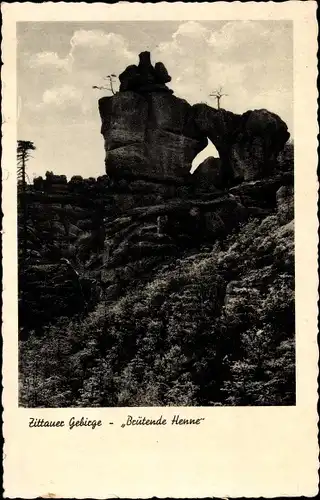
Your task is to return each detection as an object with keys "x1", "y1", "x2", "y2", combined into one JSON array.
[{"x1": 2, "y1": 1, "x2": 318, "y2": 497}]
